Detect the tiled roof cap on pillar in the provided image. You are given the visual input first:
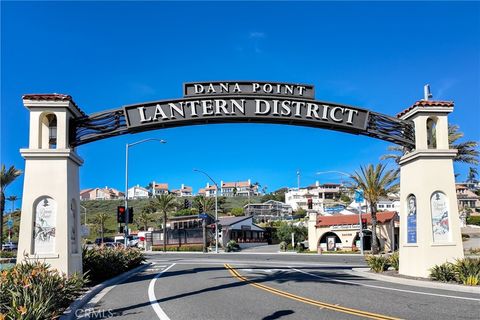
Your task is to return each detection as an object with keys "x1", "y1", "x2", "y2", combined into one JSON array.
[{"x1": 396, "y1": 100, "x2": 454, "y2": 118}]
